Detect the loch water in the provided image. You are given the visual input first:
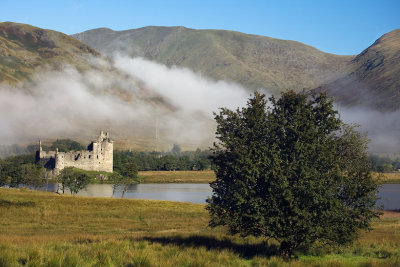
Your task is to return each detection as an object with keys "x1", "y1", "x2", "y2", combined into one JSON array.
[{"x1": 37, "y1": 183, "x2": 400, "y2": 209}]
